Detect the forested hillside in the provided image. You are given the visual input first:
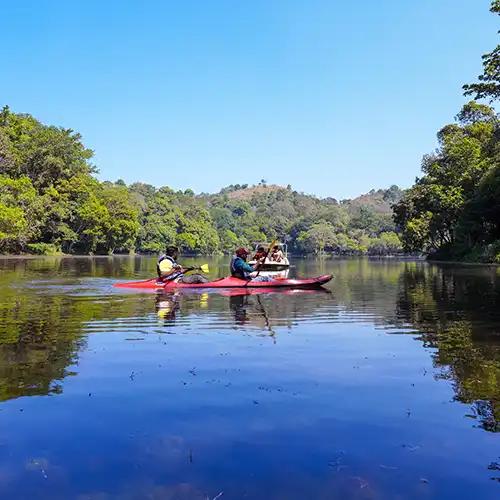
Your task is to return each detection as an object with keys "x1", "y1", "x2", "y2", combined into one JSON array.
[
  {"x1": 203, "y1": 183, "x2": 403, "y2": 255},
  {"x1": 0, "y1": 106, "x2": 403, "y2": 256}
]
